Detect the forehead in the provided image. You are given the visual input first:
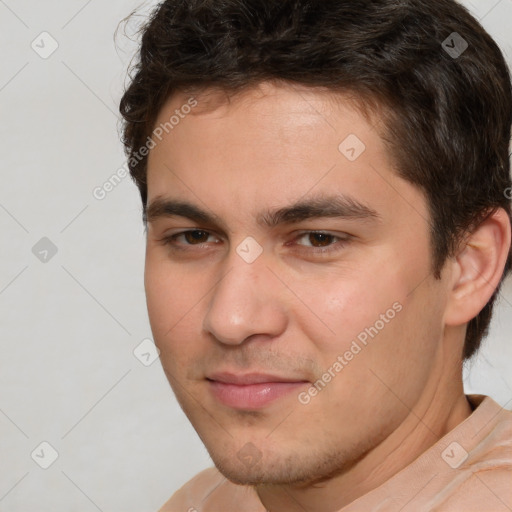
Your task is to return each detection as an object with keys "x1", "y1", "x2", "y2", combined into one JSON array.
[
  {"x1": 149, "y1": 82, "x2": 381, "y2": 179},
  {"x1": 146, "y1": 81, "x2": 428, "y2": 232},
  {"x1": 161, "y1": 81, "x2": 378, "y2": 132}
]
